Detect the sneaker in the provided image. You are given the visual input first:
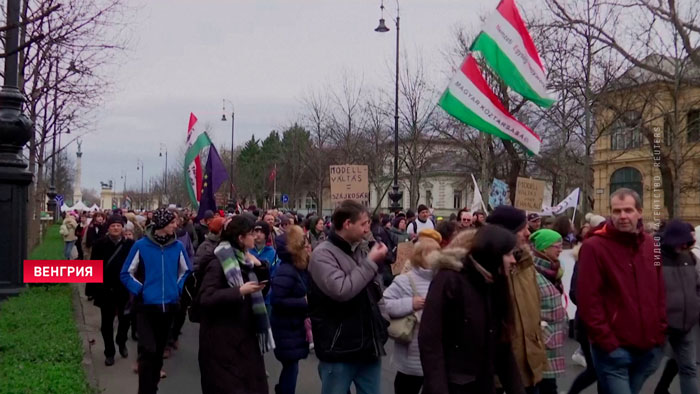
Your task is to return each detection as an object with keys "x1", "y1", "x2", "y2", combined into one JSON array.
[
  {"x1": 571, "y1": 349, "x2": 587, "y2": 368},
  {"x1": 160, "y1": 370, "x2": 167, "y2": 379},
  {"x1": 118, "y1": 343, "x2": 128, "y2": 358},
  {"x1": 105, "y1": 356, "x2": 115, "y2": 366}
]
